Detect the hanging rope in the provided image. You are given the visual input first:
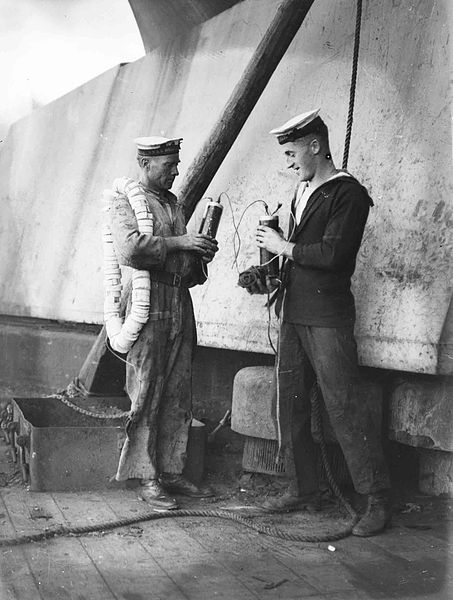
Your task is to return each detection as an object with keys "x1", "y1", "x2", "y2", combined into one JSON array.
[{"x1": 342, "y1": 0, "x2": 363, "y2": 169}]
